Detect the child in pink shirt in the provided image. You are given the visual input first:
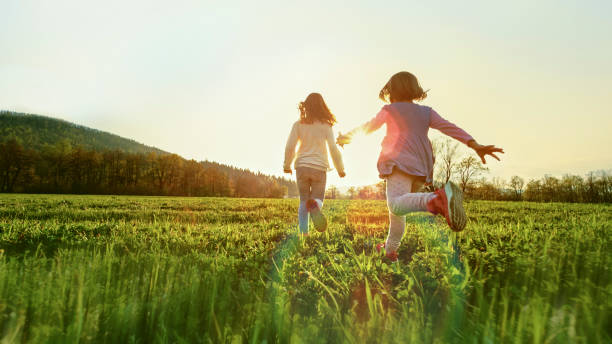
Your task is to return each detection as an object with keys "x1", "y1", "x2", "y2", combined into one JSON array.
[{"x1": 337, "y1": 71, "x2": 503, "y2": 261}]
